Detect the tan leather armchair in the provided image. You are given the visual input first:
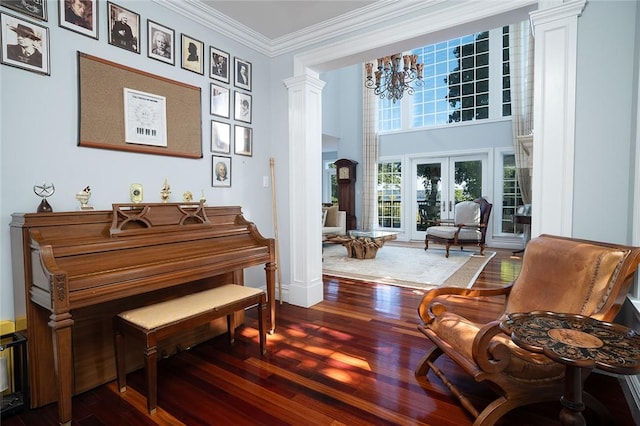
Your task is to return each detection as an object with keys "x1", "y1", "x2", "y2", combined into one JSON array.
[{"x1": 415, "y1": 234, "x2": 640, "y2": 425}]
